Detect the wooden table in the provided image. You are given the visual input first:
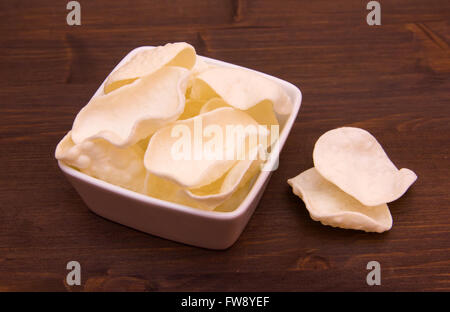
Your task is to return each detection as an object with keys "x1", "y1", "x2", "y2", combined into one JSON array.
[{"x1": 1, "y1": 0, "x2": 449, "y2": 291}]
